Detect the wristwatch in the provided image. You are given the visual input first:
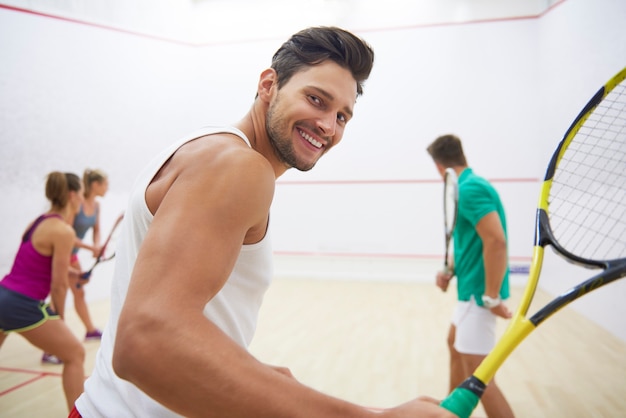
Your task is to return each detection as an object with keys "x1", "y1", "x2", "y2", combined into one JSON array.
[{"x1": 481, "y1": 294, "x2": 501, "y2": 309}]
